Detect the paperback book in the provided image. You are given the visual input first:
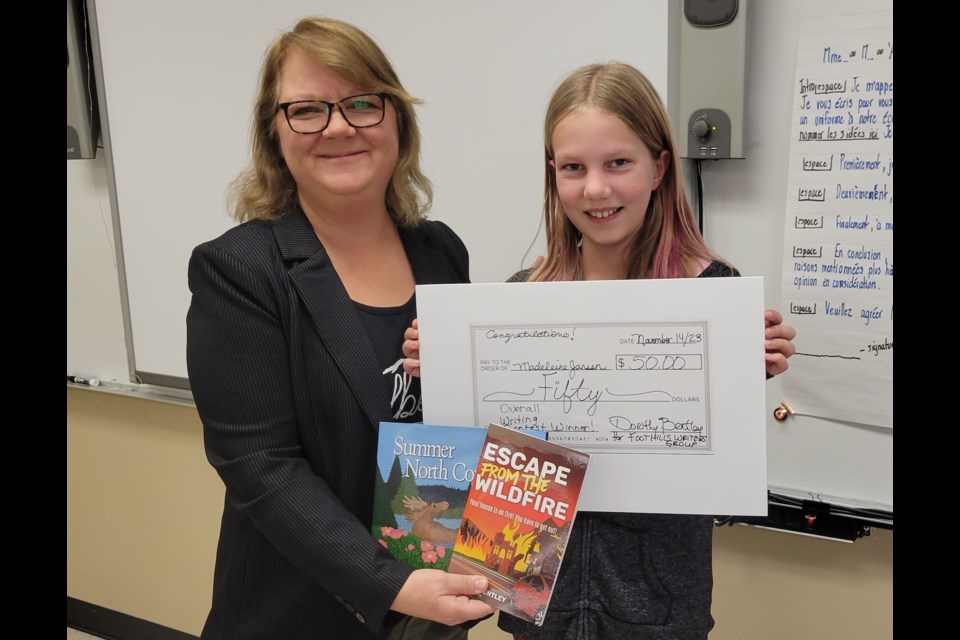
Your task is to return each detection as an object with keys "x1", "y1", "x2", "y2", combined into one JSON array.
[
  {"x1": 447, "y1": 423, "x2": 591, "y2": 626},
  {"x1": 371, "y1": 421, "x2": 545, "y2": 571}
]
